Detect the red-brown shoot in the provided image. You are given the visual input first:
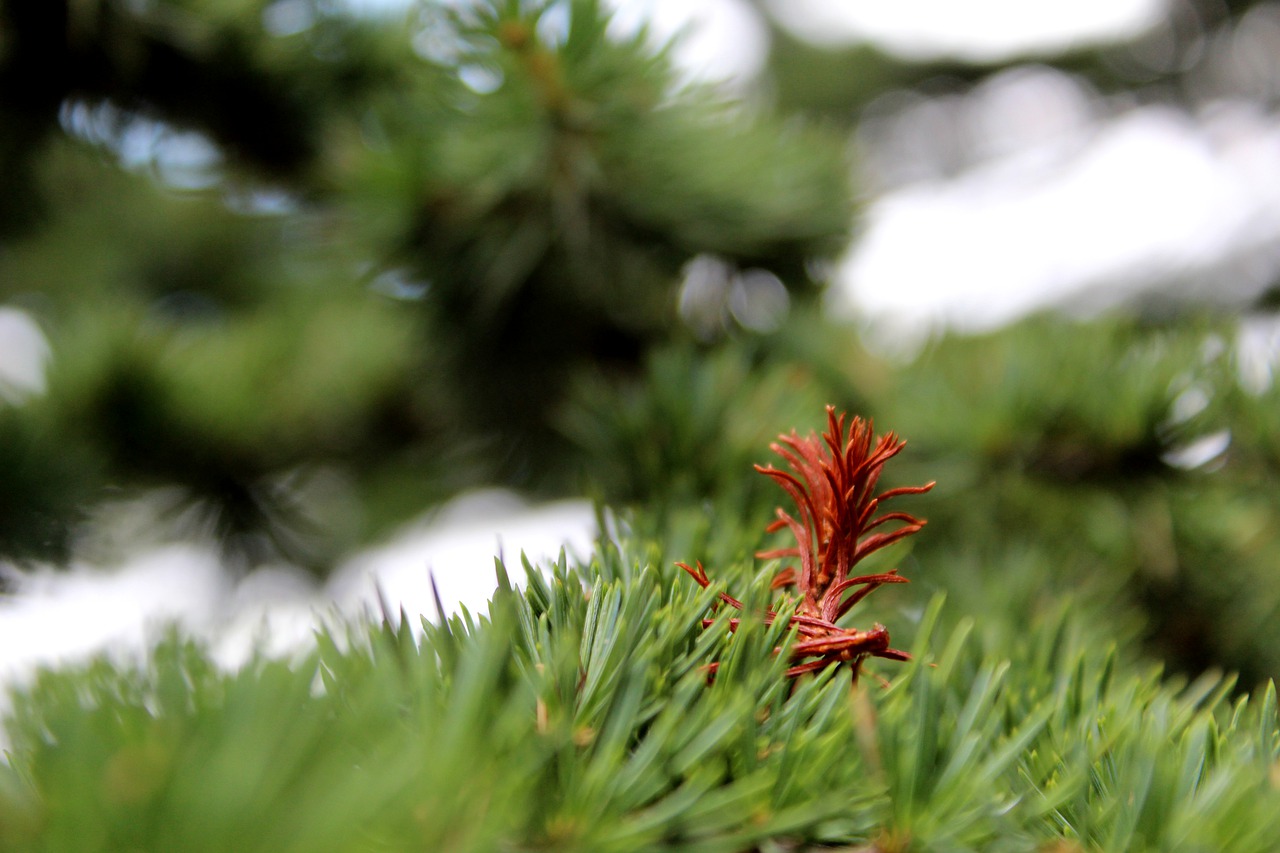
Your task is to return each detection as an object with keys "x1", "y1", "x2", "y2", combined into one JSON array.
[{"x1": 681, "y1": 406, "x2": 934, "y2": 681}]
